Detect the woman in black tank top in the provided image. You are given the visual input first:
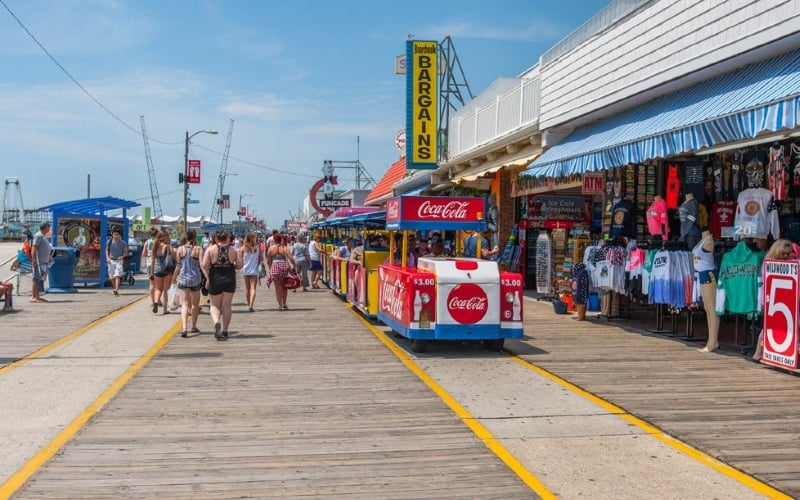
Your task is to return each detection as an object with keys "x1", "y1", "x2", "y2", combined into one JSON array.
[{"x1": 201, "y1": 230, "x2": 241, "y2": 340}]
